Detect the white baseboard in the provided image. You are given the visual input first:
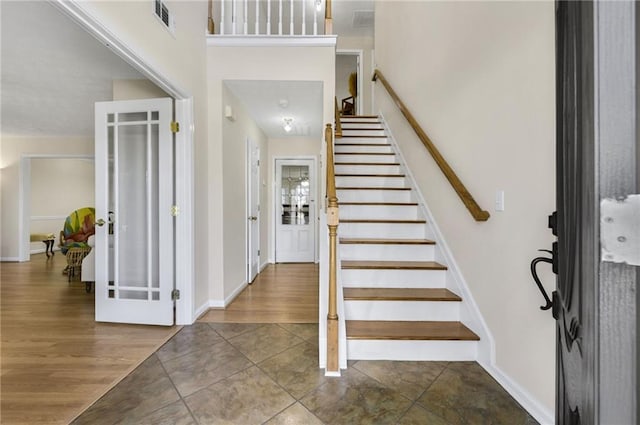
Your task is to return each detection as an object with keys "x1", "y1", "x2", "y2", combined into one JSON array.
[
  {"x1": 479, "y1": 360, "x2": 554, "y2": 425},
  {"x1": 259, "y1": 261, "x2": 269, "y2": 272},
  {"x1": 197, "y1": 280, "x2": 250, "y2": 317},
  {"x1": 0, "y1": 257, "x2": 21, "y2": 262}
]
